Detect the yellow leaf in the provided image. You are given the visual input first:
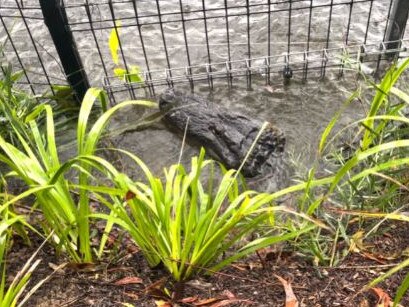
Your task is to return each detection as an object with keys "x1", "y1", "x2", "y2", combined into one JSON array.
[
  {"x1": 350, "y1": 230, "x2": 365, "y2": 253},
  {"x1": 155, "y1": 300, "x2": 172, "y2": 307},
  {"x1": 109, "y1": 21, "x2": 122, "y2": 65}
]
